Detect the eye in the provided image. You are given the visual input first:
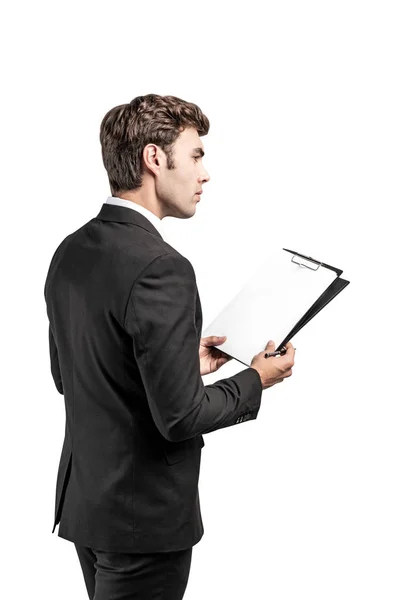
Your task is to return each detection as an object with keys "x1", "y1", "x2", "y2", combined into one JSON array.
[{"x1": 193, "y1": 156, "x2": 200, "y2": 162}]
